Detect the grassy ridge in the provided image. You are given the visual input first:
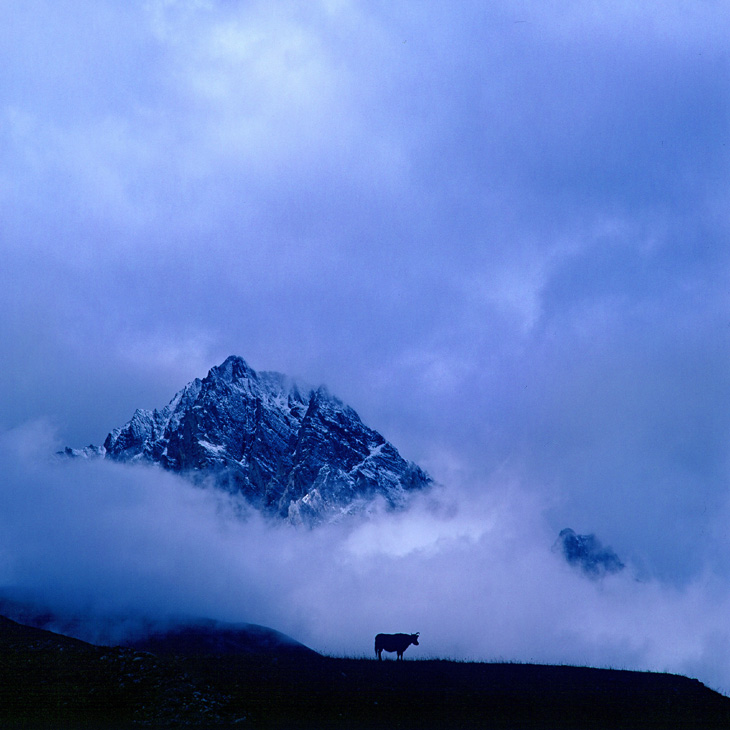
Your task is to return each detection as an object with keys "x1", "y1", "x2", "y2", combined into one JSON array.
[
  {"x1": 2, "y1": 615, "x2": 730, "y2": 729},
  {"x1": 188, "y1": 652, "x2": 730, "y2": 729}
]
